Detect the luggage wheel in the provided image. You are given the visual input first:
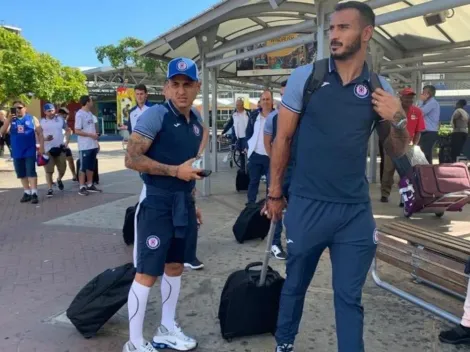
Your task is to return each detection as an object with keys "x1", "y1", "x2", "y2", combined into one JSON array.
[
  {"x1": 403, "y1": 207, "x2": 412, "y2": 218},
  {"x1": 435, "y1": 212, "x2": 444, "y2": 218}
]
